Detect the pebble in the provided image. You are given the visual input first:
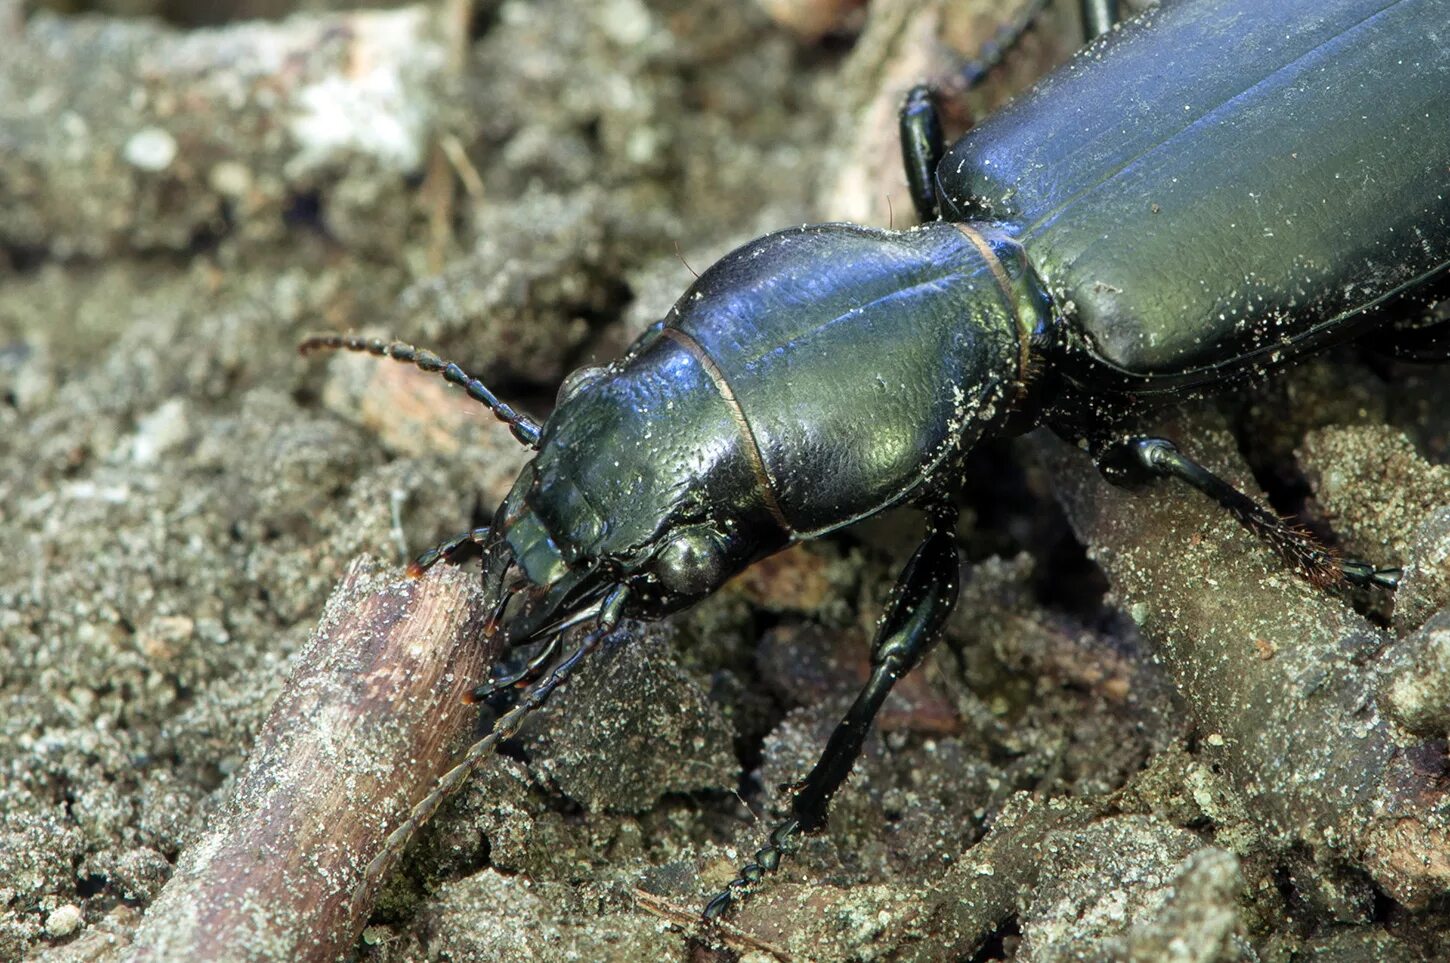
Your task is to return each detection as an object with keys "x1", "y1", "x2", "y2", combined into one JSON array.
[{"x1": 45, "y1": 904, "x2": 83, "y2": 939}]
